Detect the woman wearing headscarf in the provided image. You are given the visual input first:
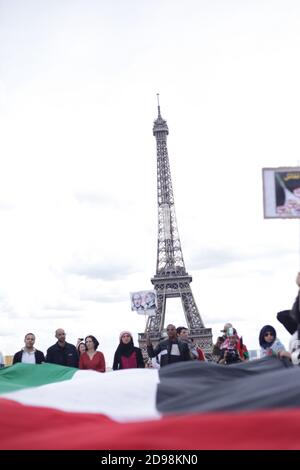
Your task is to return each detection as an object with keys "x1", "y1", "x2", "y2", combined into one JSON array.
[
  {"x1": 259, "y1": 325, "x2": 286, "y2": 357},
  {"x1": 112, "y1": 331, "x2": 145, "y2": 370}
]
